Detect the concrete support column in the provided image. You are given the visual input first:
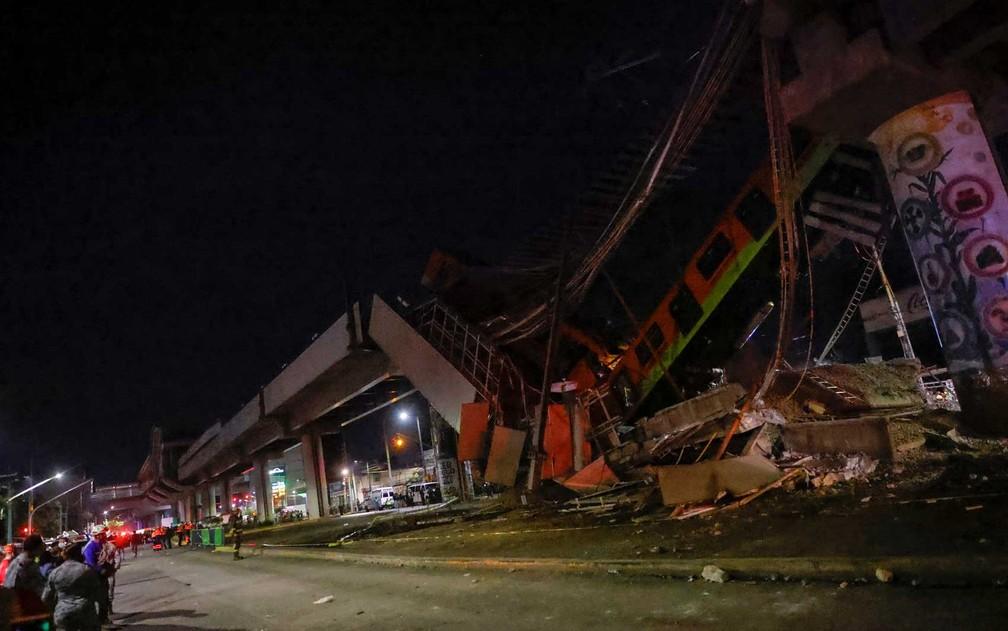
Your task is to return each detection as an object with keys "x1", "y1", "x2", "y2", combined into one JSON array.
[
  {"x1": 222, "y1": 477, "x2": 233, "y2": 513},
  {"x1": 871, "y1": 90, "x2": 1008, "y2": 433},
  {"x1": 176, "y1": 499, "x2": 185, "y2": 523},
  {"x1": 207, "y1": 483, "x2": 219, "y2": 518},
  {"x1": 199, "y1": 485, "x2": 211, "y2": 521},
  {"x1": 252, "y1": 455, "x2": 275, "y2": 523},
  {"x1": 300, "y1": 433, "x2": 329, "y2": 519}
]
